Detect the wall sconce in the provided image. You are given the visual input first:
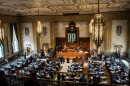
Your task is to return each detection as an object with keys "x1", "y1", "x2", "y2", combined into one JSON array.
[
  {"x1": 43, "y1": 26, "x2": 47, "y2": 35},
  {"x1": 116, "y1": 25, "x2": 122, "y2": 35},
  {"x1": 25, "y1": 27, "x2": 29, "y2": 36}
]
